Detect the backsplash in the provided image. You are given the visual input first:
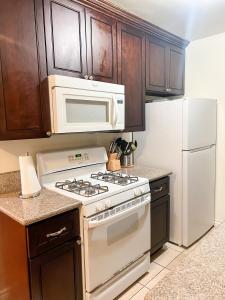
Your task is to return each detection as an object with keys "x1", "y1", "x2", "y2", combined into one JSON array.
[
  {"x1": 0, "y1": 132, "x2": 131, "y2": 174},
  {"x1": 0, "y1": 171, "x2": 20, "y2": 194}
]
